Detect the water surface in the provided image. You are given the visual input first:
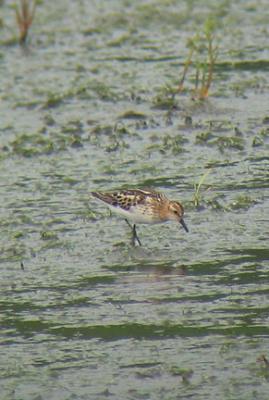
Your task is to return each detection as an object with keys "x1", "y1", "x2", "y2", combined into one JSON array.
[{"x1": 0, "y1": 1, "x2": 269, "y2": 399}]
